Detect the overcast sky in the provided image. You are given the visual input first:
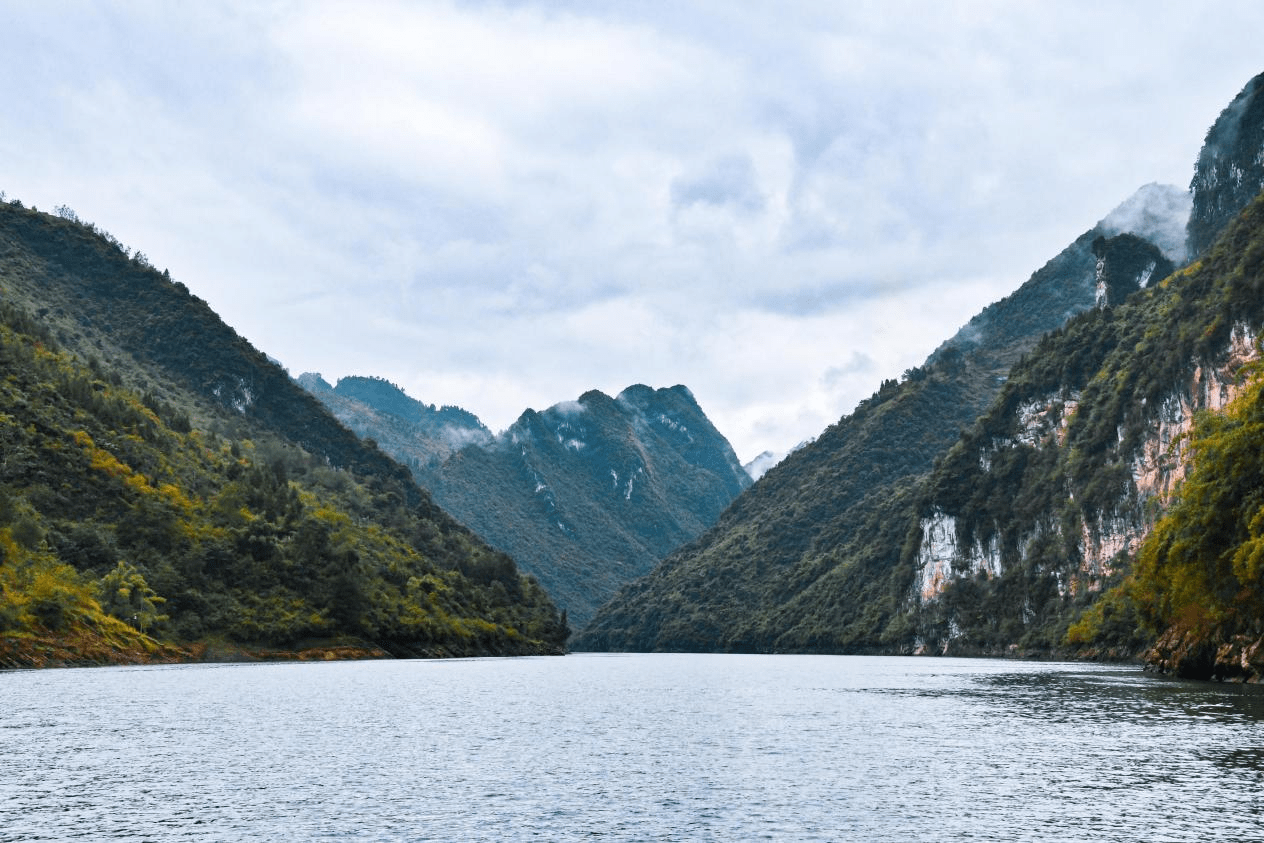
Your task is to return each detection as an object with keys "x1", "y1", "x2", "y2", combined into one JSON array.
[{"x1": 2, "y1": 2, "x2": 1262, "y2": 462}]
